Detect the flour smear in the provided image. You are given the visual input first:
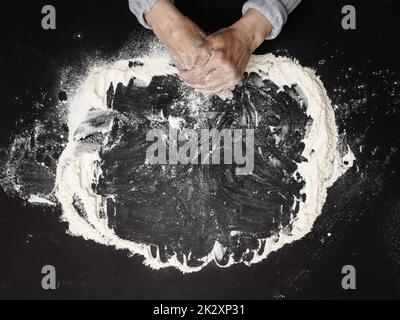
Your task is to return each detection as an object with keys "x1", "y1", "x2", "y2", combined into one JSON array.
[{"x1": 55, "y1": 54, "x2": 354, "y2": 273}]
